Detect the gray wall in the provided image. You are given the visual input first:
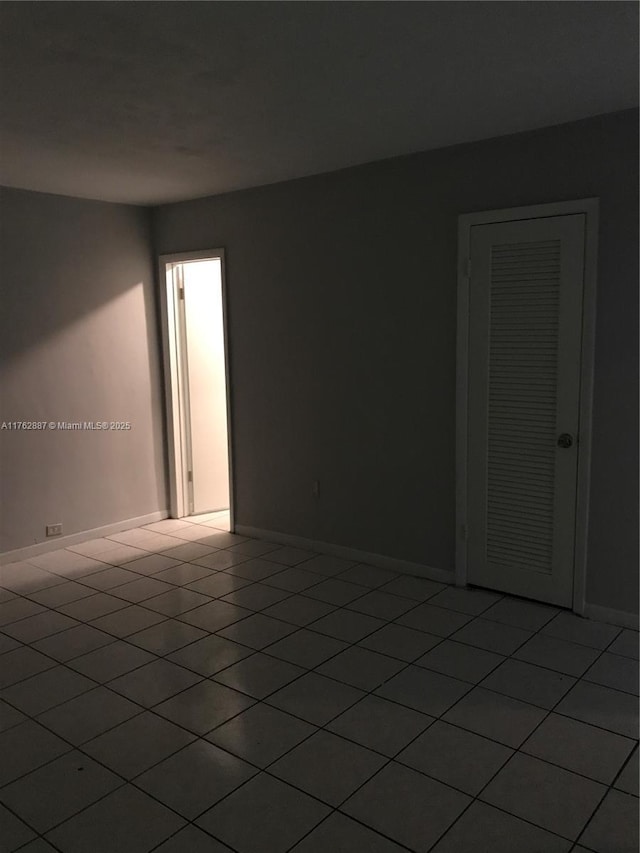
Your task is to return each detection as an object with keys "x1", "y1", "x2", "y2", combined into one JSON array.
[
  {"x1": 153, "y1": 109, "x2": 639, "y2": 616},
  {"x1": 0, "y1": 188, "x2": 166, "y2": 553}
]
